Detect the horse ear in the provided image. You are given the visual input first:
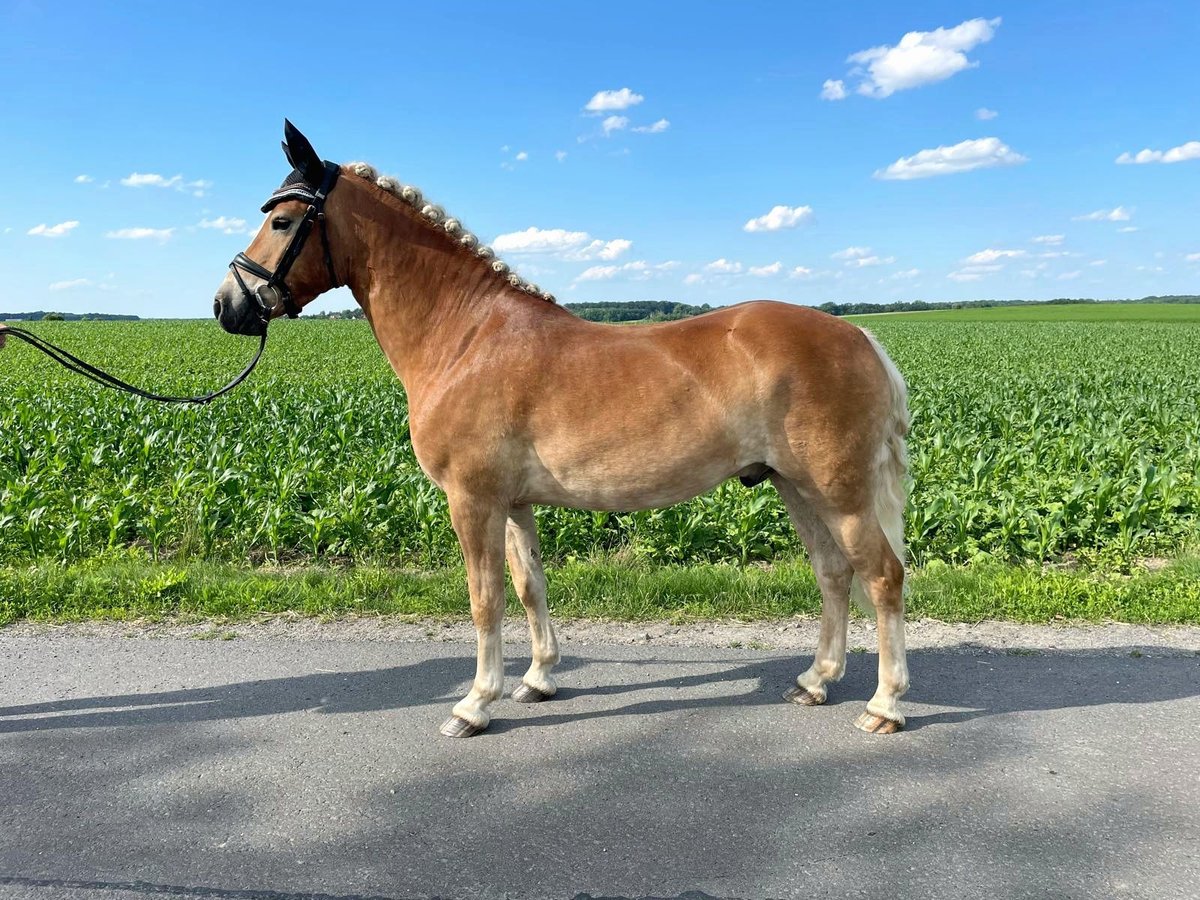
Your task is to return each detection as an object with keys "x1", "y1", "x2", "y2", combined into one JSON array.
[{"x1": 282, "y1": 119, "x2": 324, "y2": 186}]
